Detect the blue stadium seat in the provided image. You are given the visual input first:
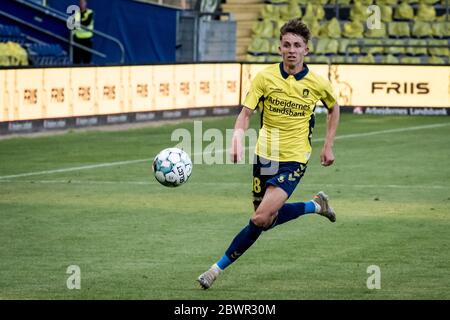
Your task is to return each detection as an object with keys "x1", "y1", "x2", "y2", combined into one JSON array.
[
  {"x1": 26, "y1": 43, "x2": 69, "y2": 65},
  {"x1": 0, "y1": 24, "x2": 26, "y2": 44}
]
